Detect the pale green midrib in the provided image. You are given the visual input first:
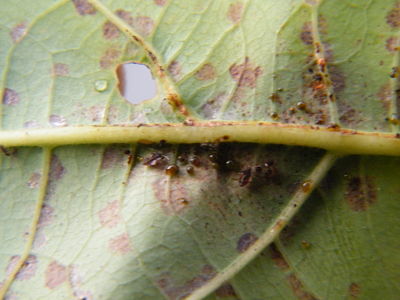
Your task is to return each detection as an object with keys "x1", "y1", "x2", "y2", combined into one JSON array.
[
  {"x1": 0, "y1": 122, "x2": 399, "y2": 156},
  {"x1": 0, "y1": 147, "x2": 52, "y2": 298},
  {"x1": 185, "y1": 152, "x2": 338, "y2": 300}
]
